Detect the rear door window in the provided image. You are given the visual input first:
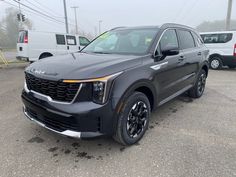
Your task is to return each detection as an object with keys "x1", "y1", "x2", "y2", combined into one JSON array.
[
  {"x1": 66, "y1": 35, "x2": 77, "y2": 45},
  {"x1": 192, "y1": 32, "x2": 203, "y2": 46},
  {"x1": 200, "y1": 33, "x2": 233, "y2": 43},
  {"x1": 178, "y1": 30, "x2": 195, "y2": 50},
  {"x1": 56, "y1": 34, "x2": 65, "y2": 45},
  {"x1": 18, "y1": 31, "x2": 27, "y2": 43}
]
